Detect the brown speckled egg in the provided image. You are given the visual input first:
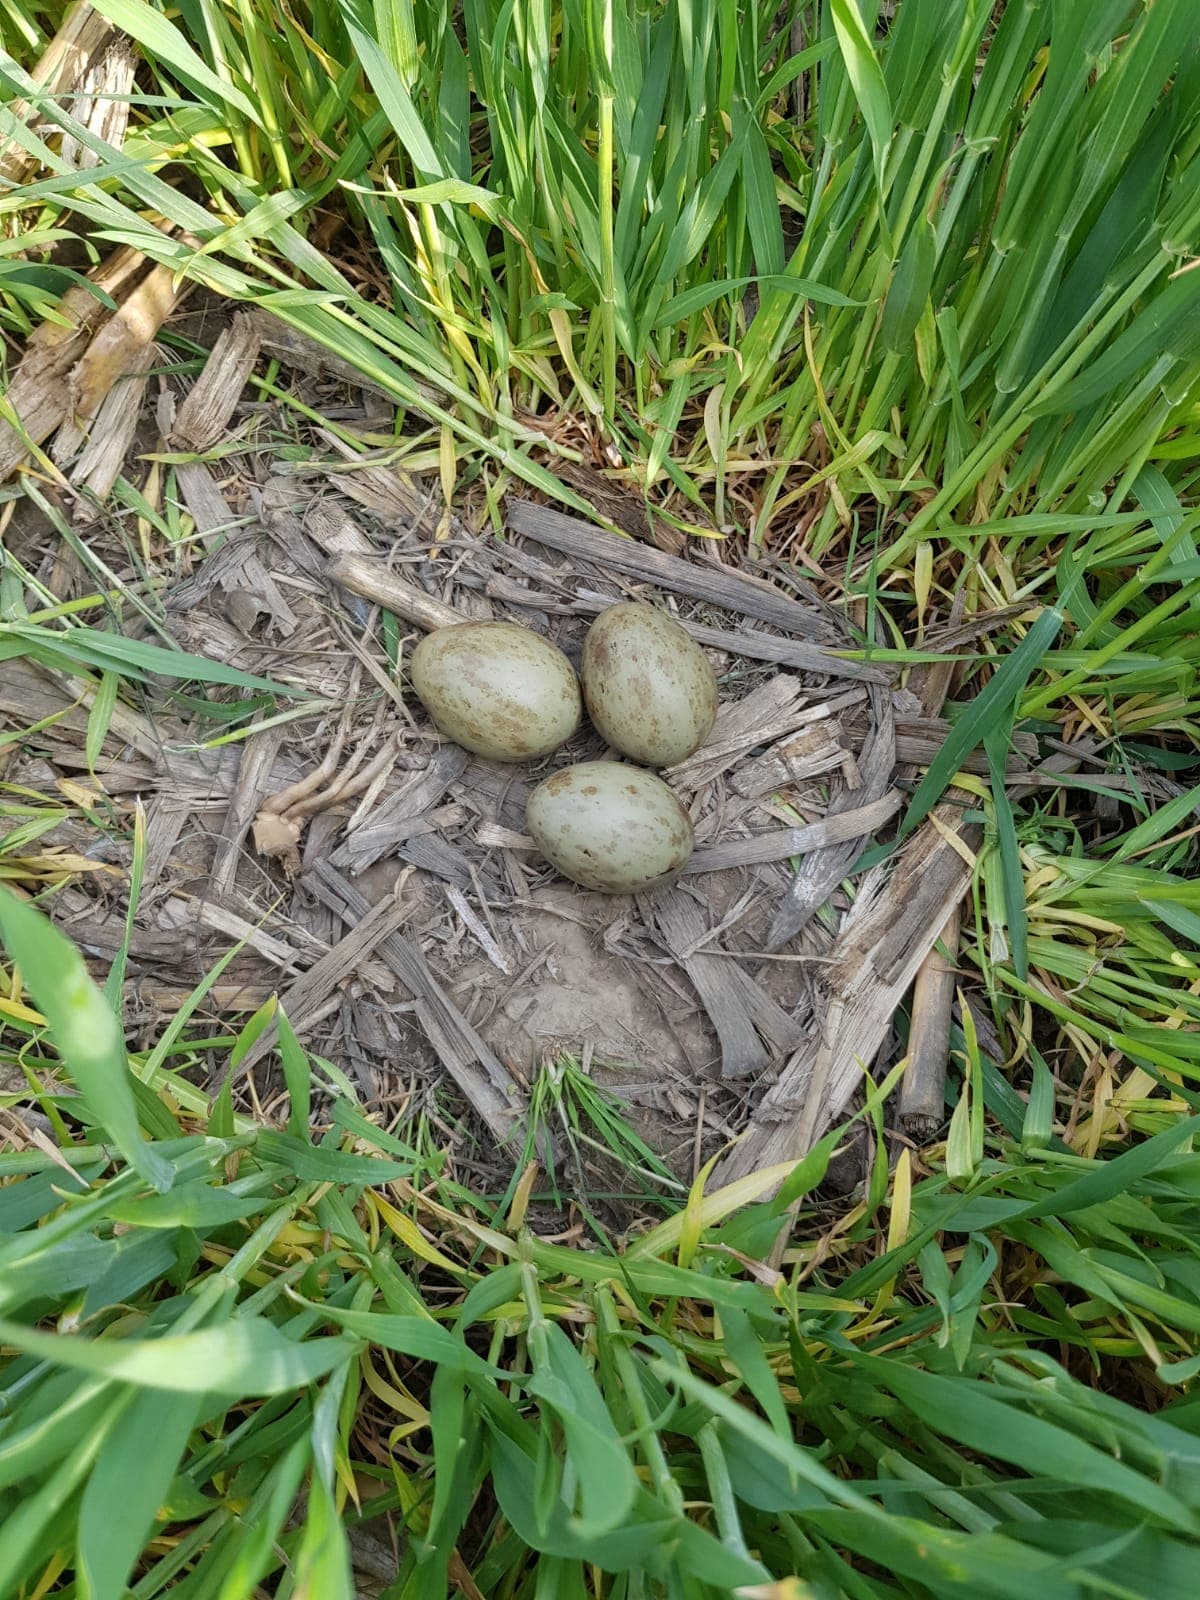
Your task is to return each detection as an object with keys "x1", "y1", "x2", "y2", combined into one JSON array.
[
  {"x1": 526, "y1": 761, "x2": 694, "y2": 893},
  {"x1": 581, "y1": 603, "x2": 718, "y2": 767},
  {"x1": 411, "y1": 623, "x2": 581, "y2": 761}
]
